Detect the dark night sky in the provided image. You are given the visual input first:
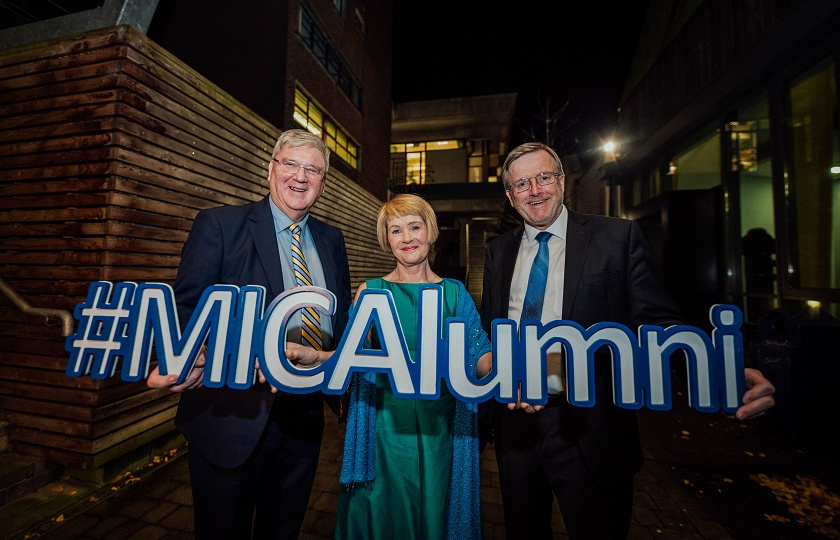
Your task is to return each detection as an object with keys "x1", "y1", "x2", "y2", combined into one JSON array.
[{"x1": 392, "y1": 1, "x2": 651, "y2": 161}]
